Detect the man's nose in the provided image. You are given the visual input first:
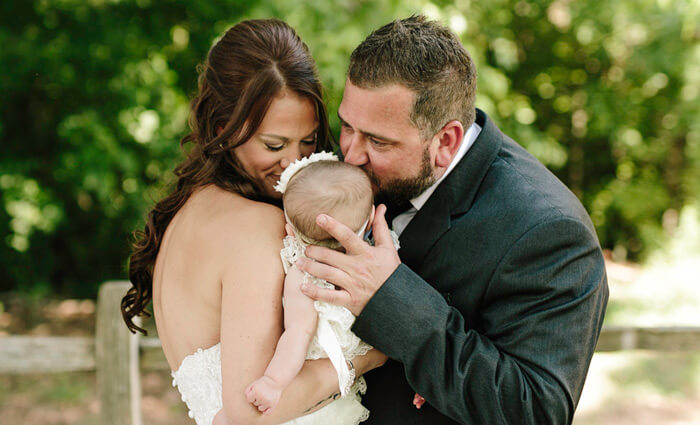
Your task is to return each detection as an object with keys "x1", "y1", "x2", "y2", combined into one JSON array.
[{"x1": 341, "y1": 135, "x2": 368, "y2": 166}]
